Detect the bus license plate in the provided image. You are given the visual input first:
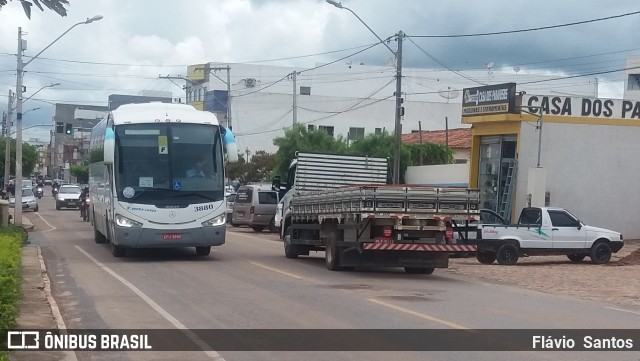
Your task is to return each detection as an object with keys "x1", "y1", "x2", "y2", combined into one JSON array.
[{"x1": 163, "y1": 233, "x2": 182, "y2": 240}]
